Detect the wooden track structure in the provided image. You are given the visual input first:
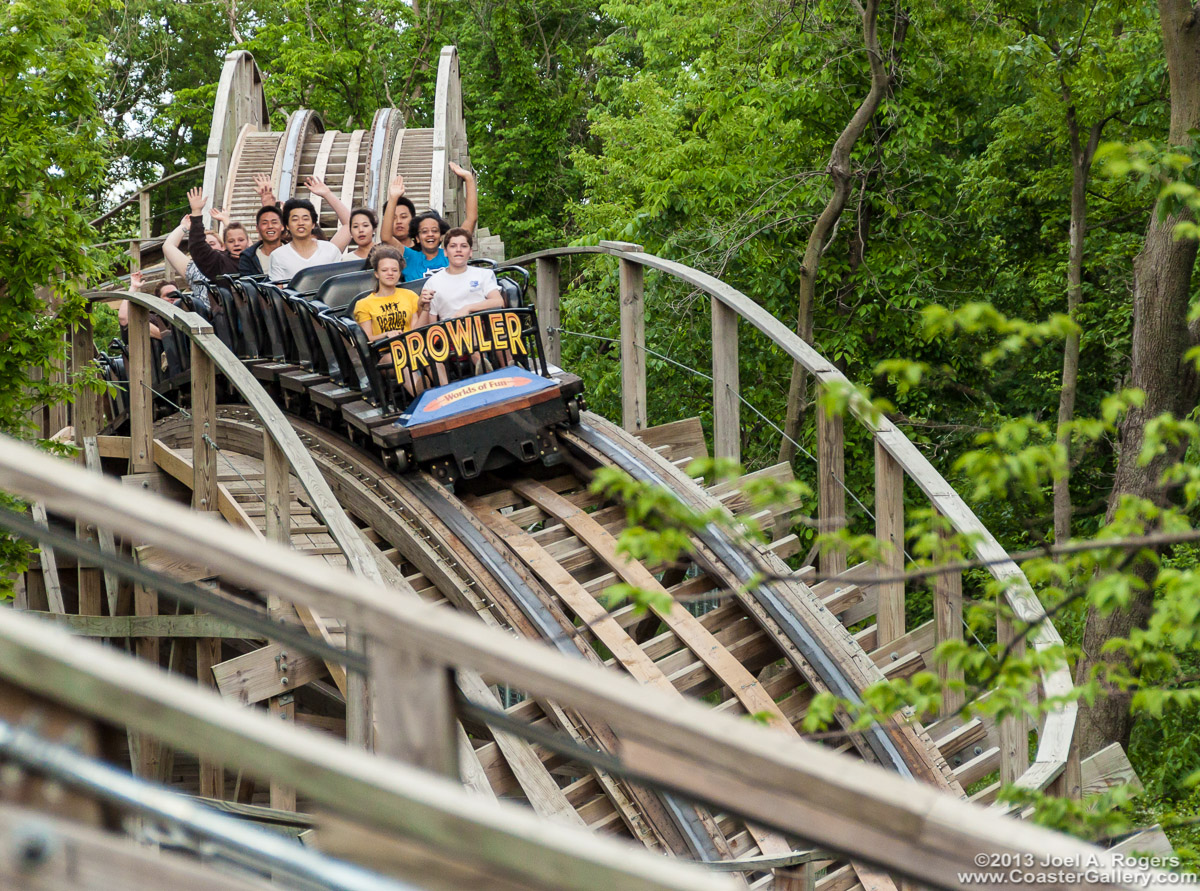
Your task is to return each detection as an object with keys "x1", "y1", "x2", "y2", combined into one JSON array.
[{"x1": 4, "y1": 42, "x2": 1174, "y2": 891}]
